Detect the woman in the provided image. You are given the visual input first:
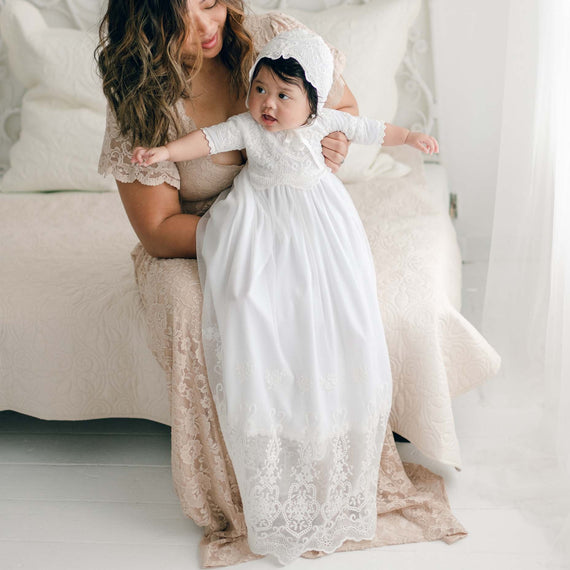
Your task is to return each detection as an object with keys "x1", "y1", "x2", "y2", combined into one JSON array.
[{"x1": 97, "y1": 1, "x2": 467, "y2": 566}]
